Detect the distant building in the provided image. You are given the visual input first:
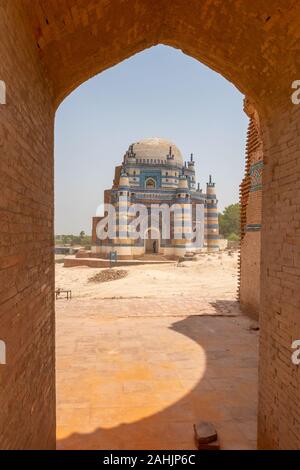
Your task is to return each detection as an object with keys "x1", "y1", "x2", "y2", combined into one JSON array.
[{"x1": 92, "y1": 138, "x2": 220, "y2": 259}]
